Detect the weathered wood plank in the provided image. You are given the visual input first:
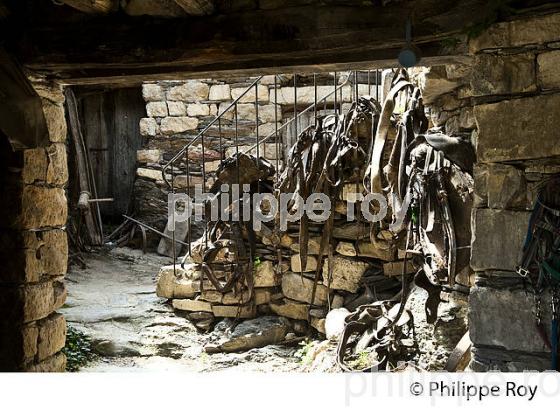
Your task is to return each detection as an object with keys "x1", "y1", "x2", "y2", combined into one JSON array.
[
  {"x1": 174, "y1": 0, "x2": 214, "y2": 16},
  {"x1": 124, "y1": 0, "x2": 188, "y2": 17},
  {"x1": 59, "y1": 0, "x2": 118, "y2": 14},
  {"x1": 17, "y1": 1, "x2": 485, "y2": 83},
  {"x1": 13, "y1": 1, "x2": 560, "y2": 84}
]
